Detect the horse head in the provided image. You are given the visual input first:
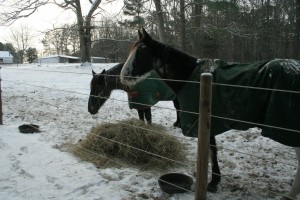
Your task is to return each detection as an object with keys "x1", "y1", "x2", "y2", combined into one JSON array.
[
  {"x1": 88, "y1": 69, "x2": 111, "y2": 114},
  {"x1": 120, "y1": 28, "x2": 160, "y2": 86},
  {"x1": 121, "y1": 28, "x2": 198, "y2": 93}
]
